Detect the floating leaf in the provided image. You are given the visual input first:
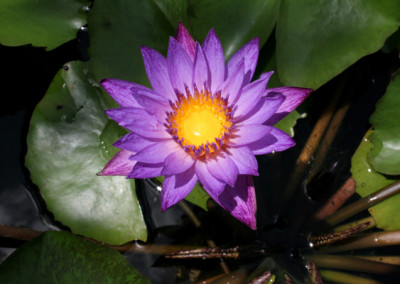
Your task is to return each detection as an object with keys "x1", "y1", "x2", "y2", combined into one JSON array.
[
  {"x1": 25, "y1": 61, "x2": 147, "y2": 244},
  {"x1": 369, "y1": 73, "x2": 400, "y2": 175},
  {"x1": 0, "y1": 231, "x2": 150, "y2": 283},
  {"x1": 276, "y1": 1, "x2": 400, "y2": 89},
  {"x1": 0, "y1": 0, "x2": 89, "y2": 50},
  {"x1": 351, "y1": 130, "x2": 400, "y2": 231},
  {"x1": 186, "y1": 0, "x2": 281, "y2": 60}
]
